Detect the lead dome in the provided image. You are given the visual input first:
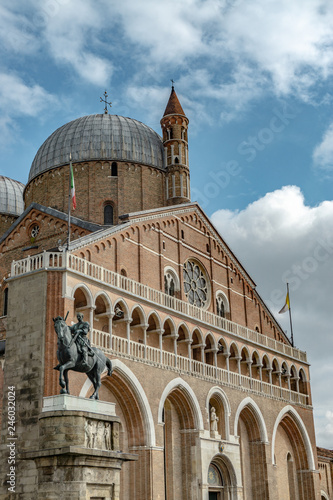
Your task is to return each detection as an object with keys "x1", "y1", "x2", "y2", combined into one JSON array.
[
  {"x1": 28, "y1": 114, "x2": 164, "y2": 182},
  {"x1": 0, "y1": 176, "x2": 24, "y2": 216}
]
